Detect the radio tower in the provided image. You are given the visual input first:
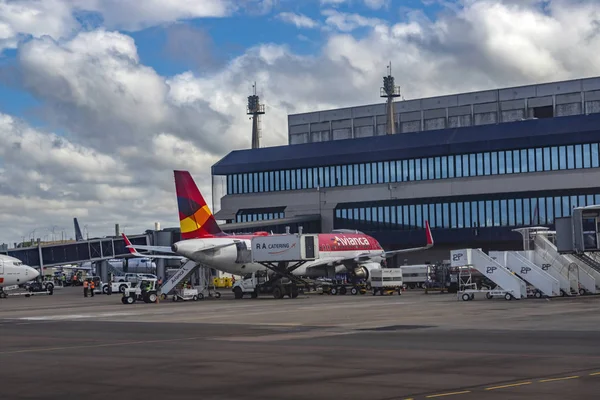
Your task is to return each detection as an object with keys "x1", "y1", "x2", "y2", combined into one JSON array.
[
  {"x1": 380, "y1": 62, "x2": 401, "y2": 135},
  {"x1": 247, "y1": 82, "x2": 265, "y2": 149}
]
